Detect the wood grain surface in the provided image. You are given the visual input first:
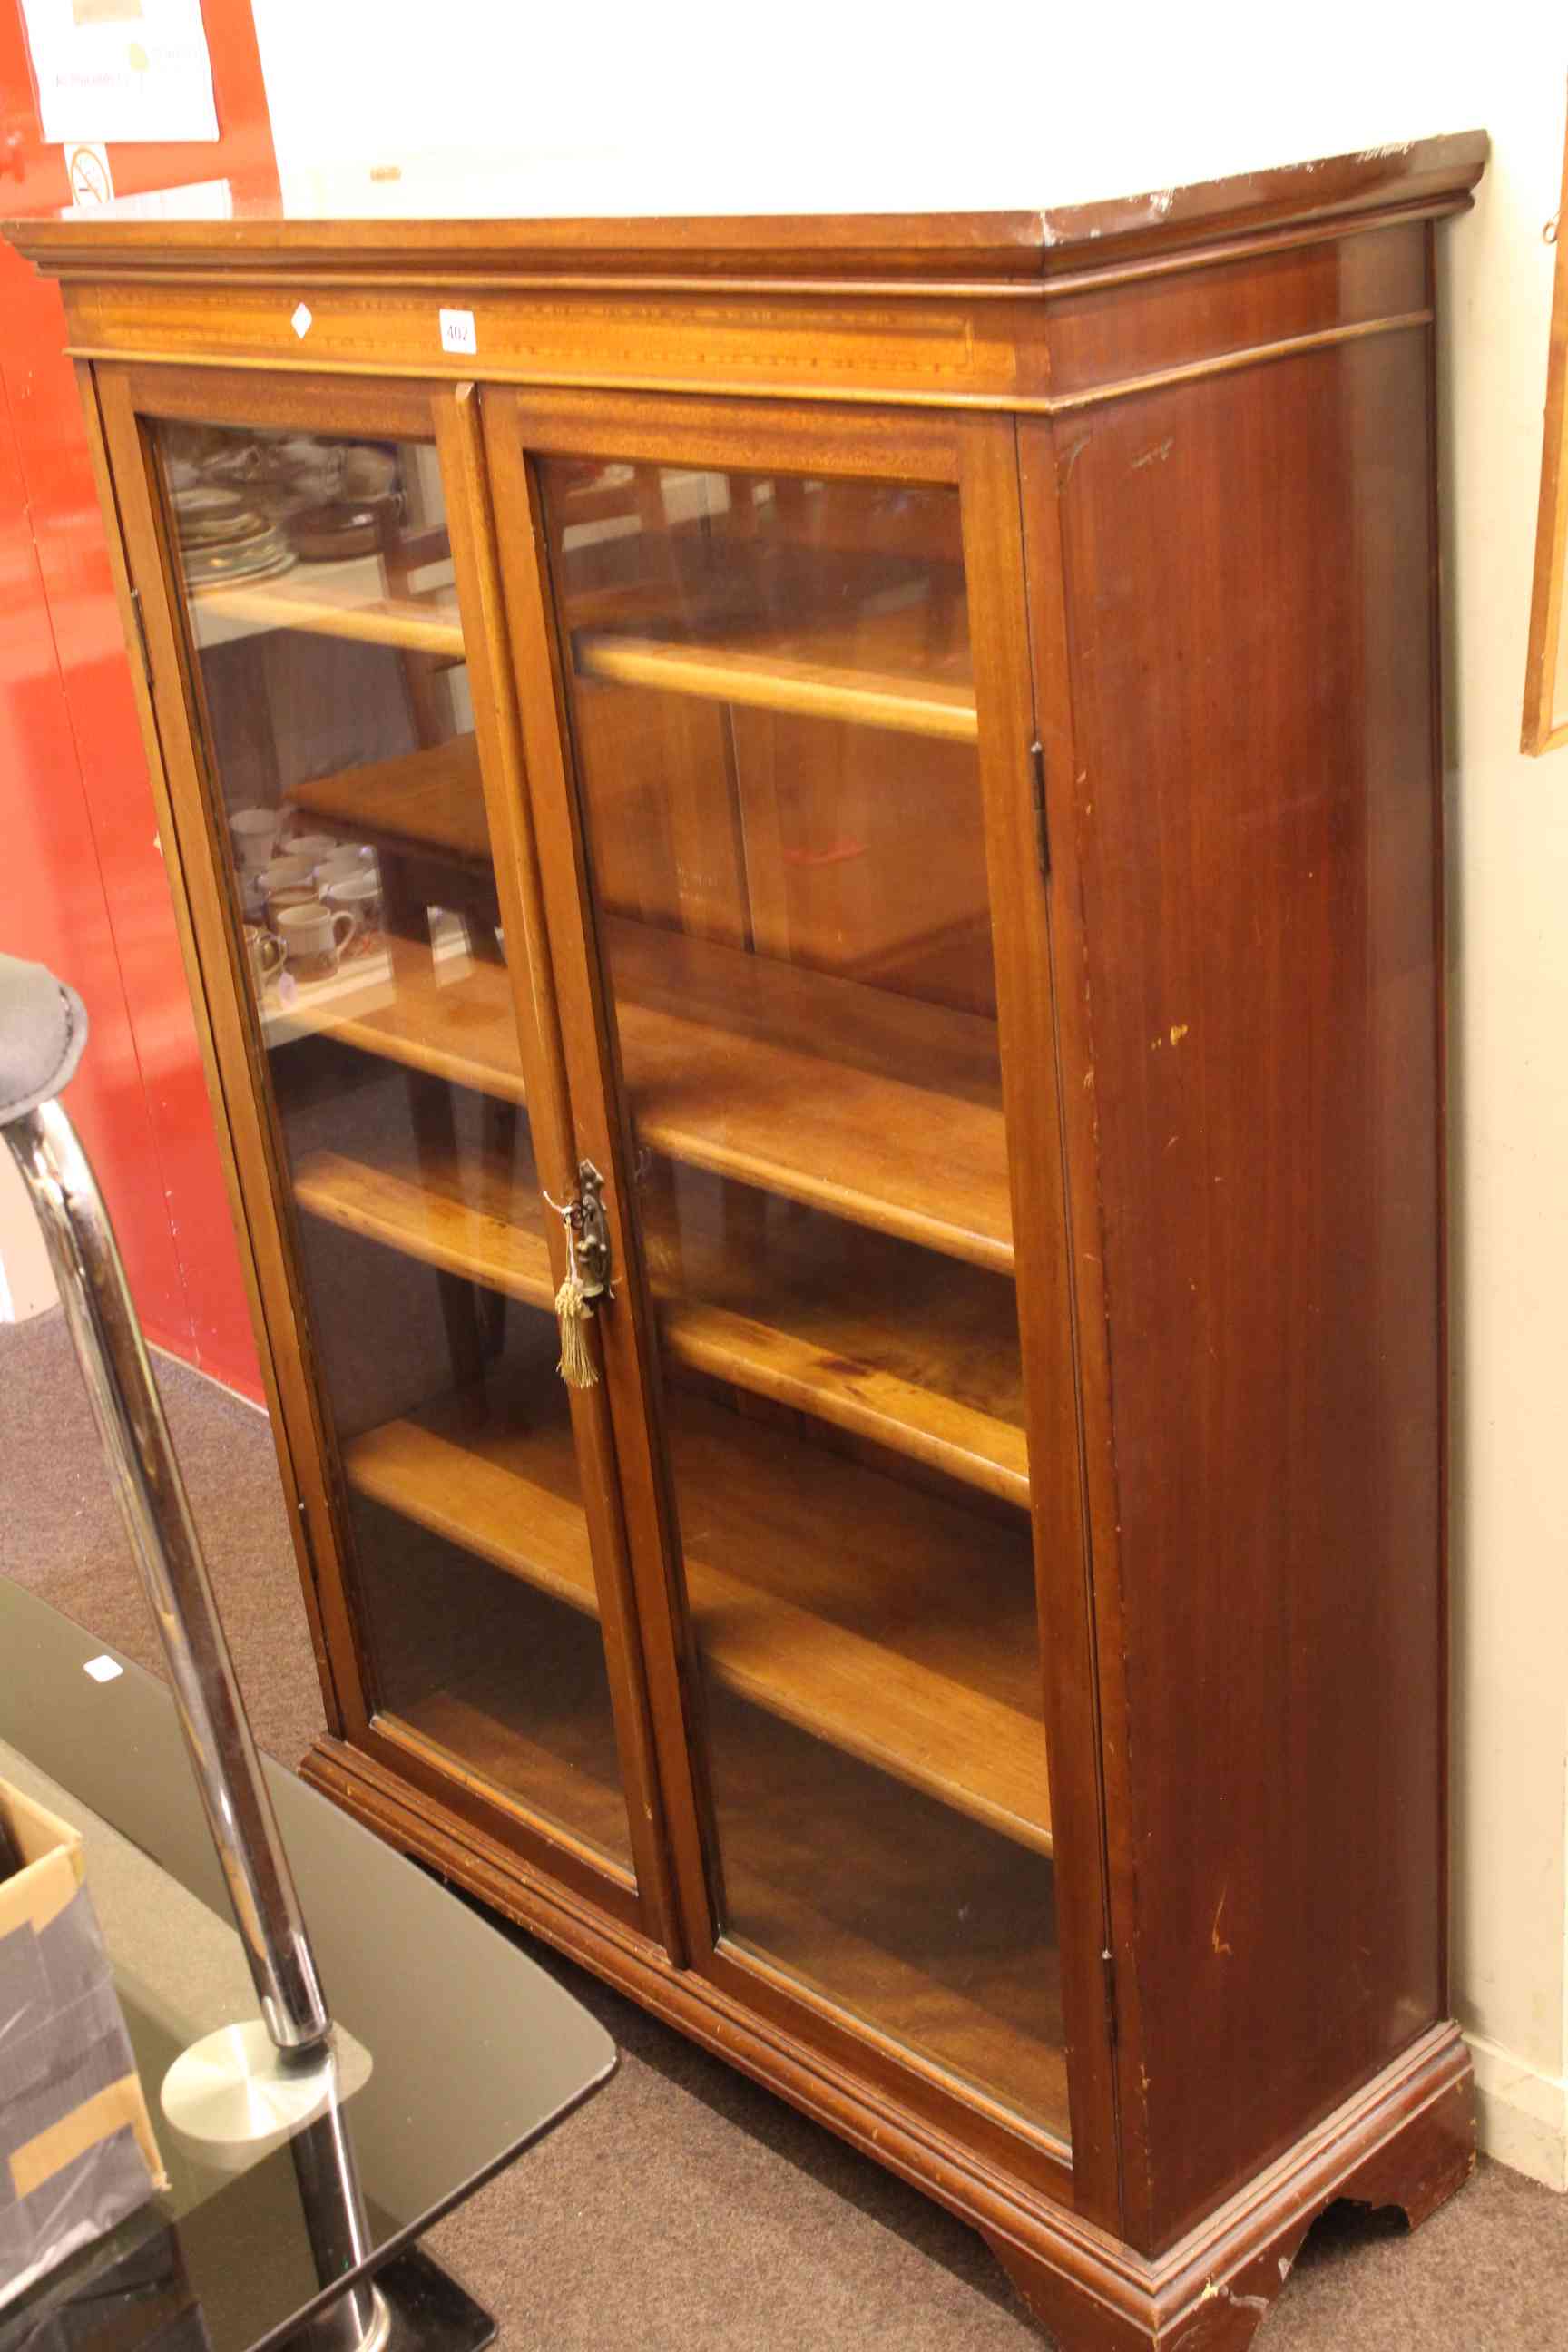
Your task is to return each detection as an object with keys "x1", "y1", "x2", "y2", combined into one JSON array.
[
  {"x1": 1030, "y1": 318, "x2": 1446, "y2": 2249},
  {"x1": 294, "y1": 1132, "x2": 1029, "y2": 1502},
  {"x1": 283, "y1": 920, "x2": 1013, "y2": 1269},
  {"x1": 54, "y1": 156, "x2": 1484, "y2": 2334},
  {"x1": 342, "y1": 1362, "x2": 1050, "y2": 1853}
]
